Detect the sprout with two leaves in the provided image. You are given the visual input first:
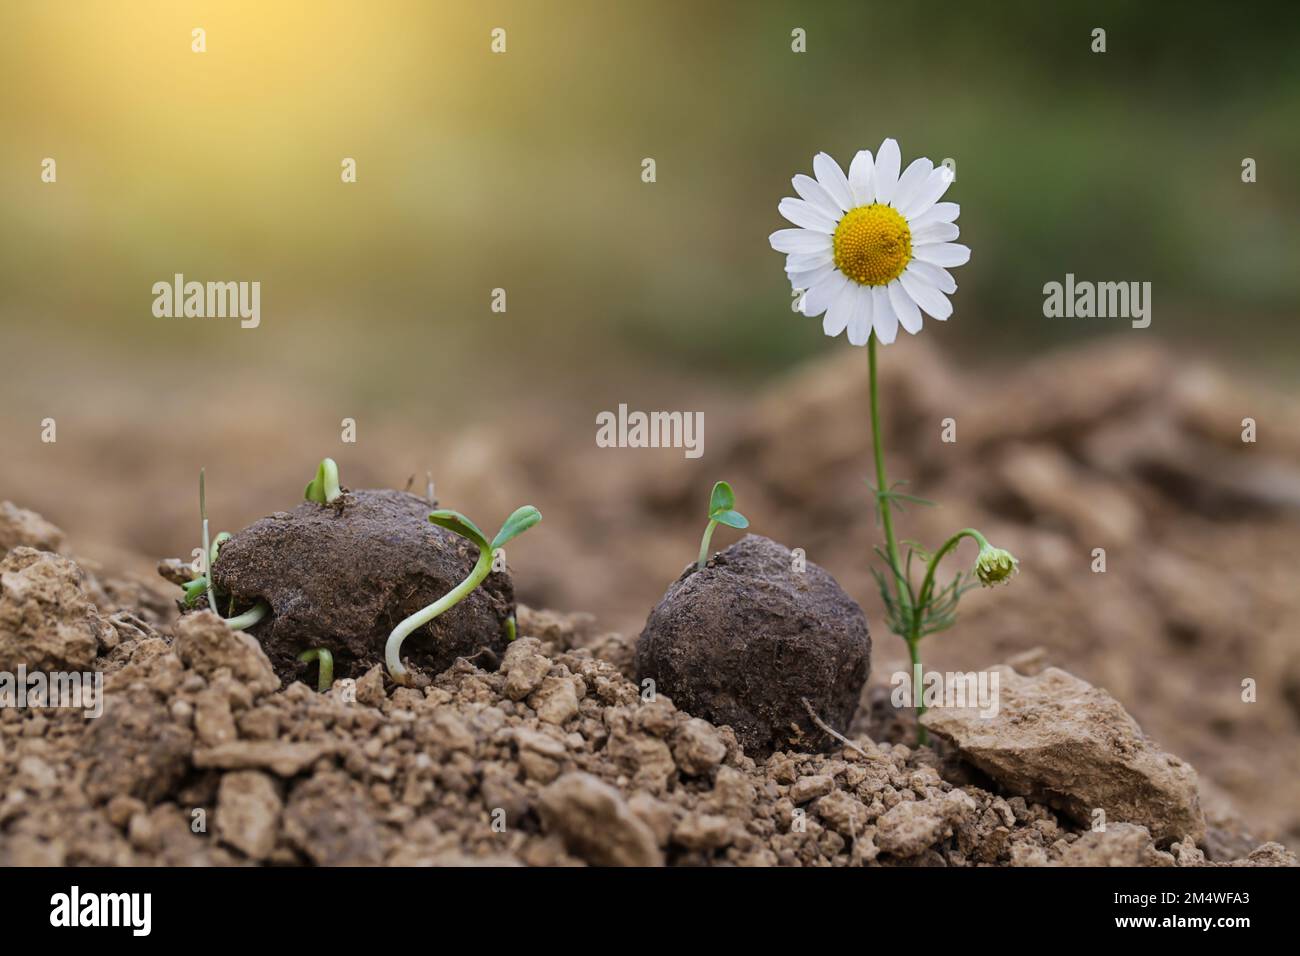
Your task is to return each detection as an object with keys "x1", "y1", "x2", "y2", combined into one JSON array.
[
  {"x1": 303, "y1": 457, "x2": 343, "y2": 505},
  {"x1": 385, "y1": 505, "x2": 542, "y2": 684},
  {"x1": 696, "y1": 481, "x2": 749, "y2": 569}
]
